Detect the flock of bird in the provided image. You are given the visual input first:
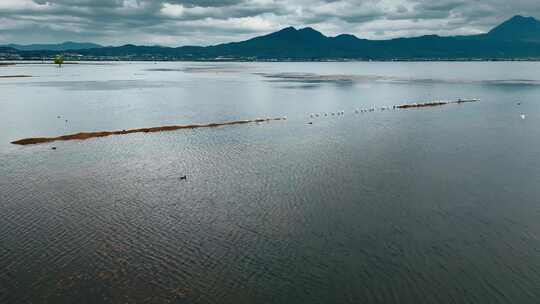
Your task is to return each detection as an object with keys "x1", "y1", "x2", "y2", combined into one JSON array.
[
  {"x1": 308, "y1": 105, "x2": 397, "y2": 120},
  {"x1": 306, "y1": 101, "x2": 527, "y2": 122}
]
